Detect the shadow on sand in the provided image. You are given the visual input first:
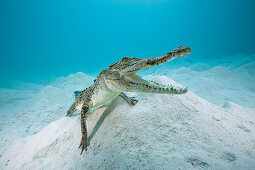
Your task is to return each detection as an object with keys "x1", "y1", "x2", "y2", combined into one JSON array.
[{"x1": 88, "y1": 96, "x2": 123, "y2": 143}]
